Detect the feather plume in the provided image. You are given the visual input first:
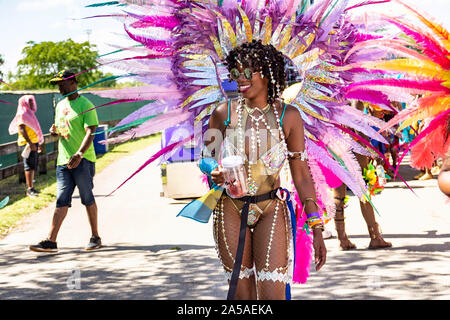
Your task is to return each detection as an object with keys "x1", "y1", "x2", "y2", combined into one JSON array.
[{"x1": 107, "y1": 134, "x2": 194, "y2": 196}]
